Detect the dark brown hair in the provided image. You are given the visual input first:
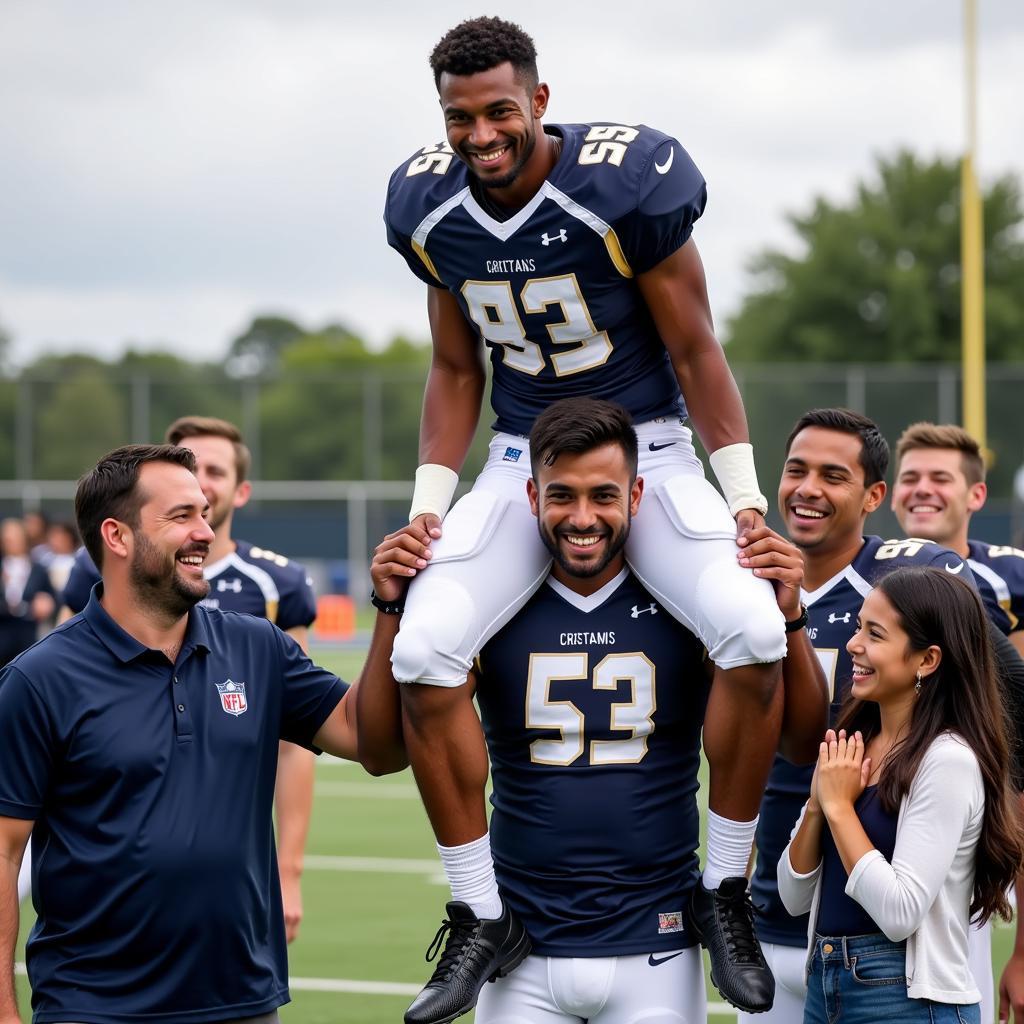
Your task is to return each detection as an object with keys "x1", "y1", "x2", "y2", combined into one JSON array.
[
  {"x1": 165, "y1": 415, "x2": 251, "y2": 484},
  {"x1": 836, "y1": 566, "x2": 1024, "y2": 922},
  {"x1": 529, "y1": 398, "x2": 638, "y2": 480},
  {"x1": 75, "y1": 444, "x2": 197, "y2": 570}
]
